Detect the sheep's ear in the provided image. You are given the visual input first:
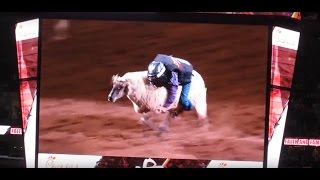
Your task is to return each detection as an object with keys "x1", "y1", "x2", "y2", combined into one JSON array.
[
  {"x1": 112, "y1": 74, "x2": 119, "y2": 80},
  {"x1": 124, "y1": 78, "x2": 129, "y2": 85},
  {"x1": 111, "y1": 74, "x2": 119, "y2": 83},
  {"x1": 117, "y1": 76, "x2": 127, "y2": 83}
]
